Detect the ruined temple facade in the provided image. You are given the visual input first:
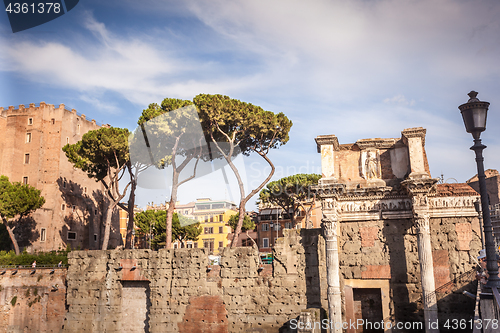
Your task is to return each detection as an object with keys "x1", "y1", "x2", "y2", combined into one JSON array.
[
  {"x1": 0, "y1": 103, "x2": 120, "y2": 252},
  {"x1": 313, "y1": 127, "x2": 481, "y2": 332}
]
